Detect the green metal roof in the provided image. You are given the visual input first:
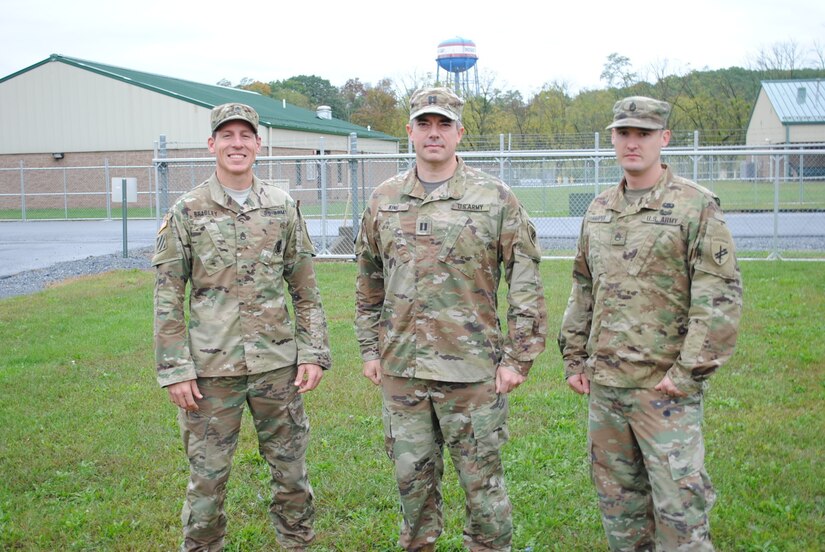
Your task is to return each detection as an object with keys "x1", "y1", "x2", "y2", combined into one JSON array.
[
  {"x1": 761, "y1": 79, "x2": 825, "y2": 124},
  {"x1": 2, "y1": 54, "x2": 398, "y2": 142}
]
